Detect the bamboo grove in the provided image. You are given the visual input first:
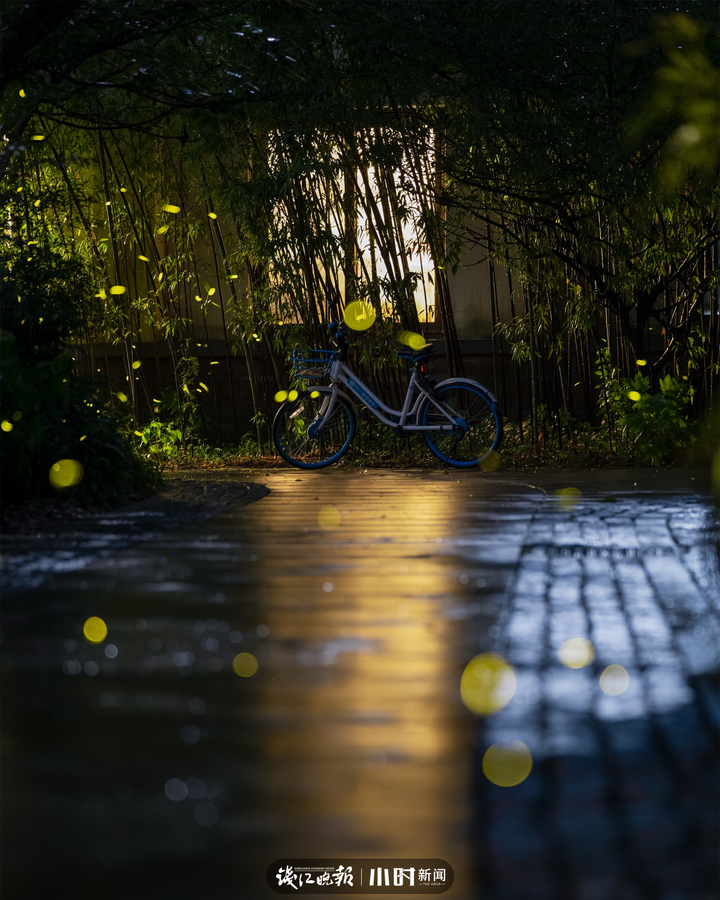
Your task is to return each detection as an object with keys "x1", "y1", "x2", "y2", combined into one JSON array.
[{"x1": 1, "y1": 0, "x2": 719, "y2": 476}]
